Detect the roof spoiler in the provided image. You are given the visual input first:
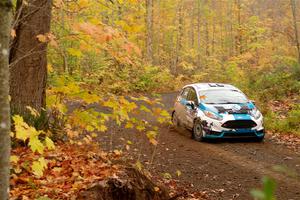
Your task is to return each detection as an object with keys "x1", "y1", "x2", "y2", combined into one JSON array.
[{"x1": 208, "y1": 83, "x2": 224, "y2": 87}]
